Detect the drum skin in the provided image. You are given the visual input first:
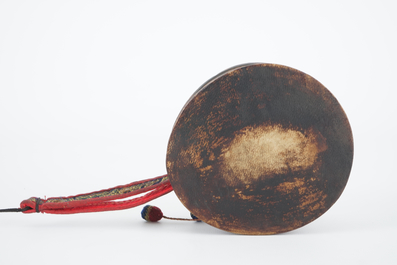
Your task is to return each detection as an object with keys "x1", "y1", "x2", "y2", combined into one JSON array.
[{"x1": 166, "y1": 63, "x2": 353, "y2": 235}]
